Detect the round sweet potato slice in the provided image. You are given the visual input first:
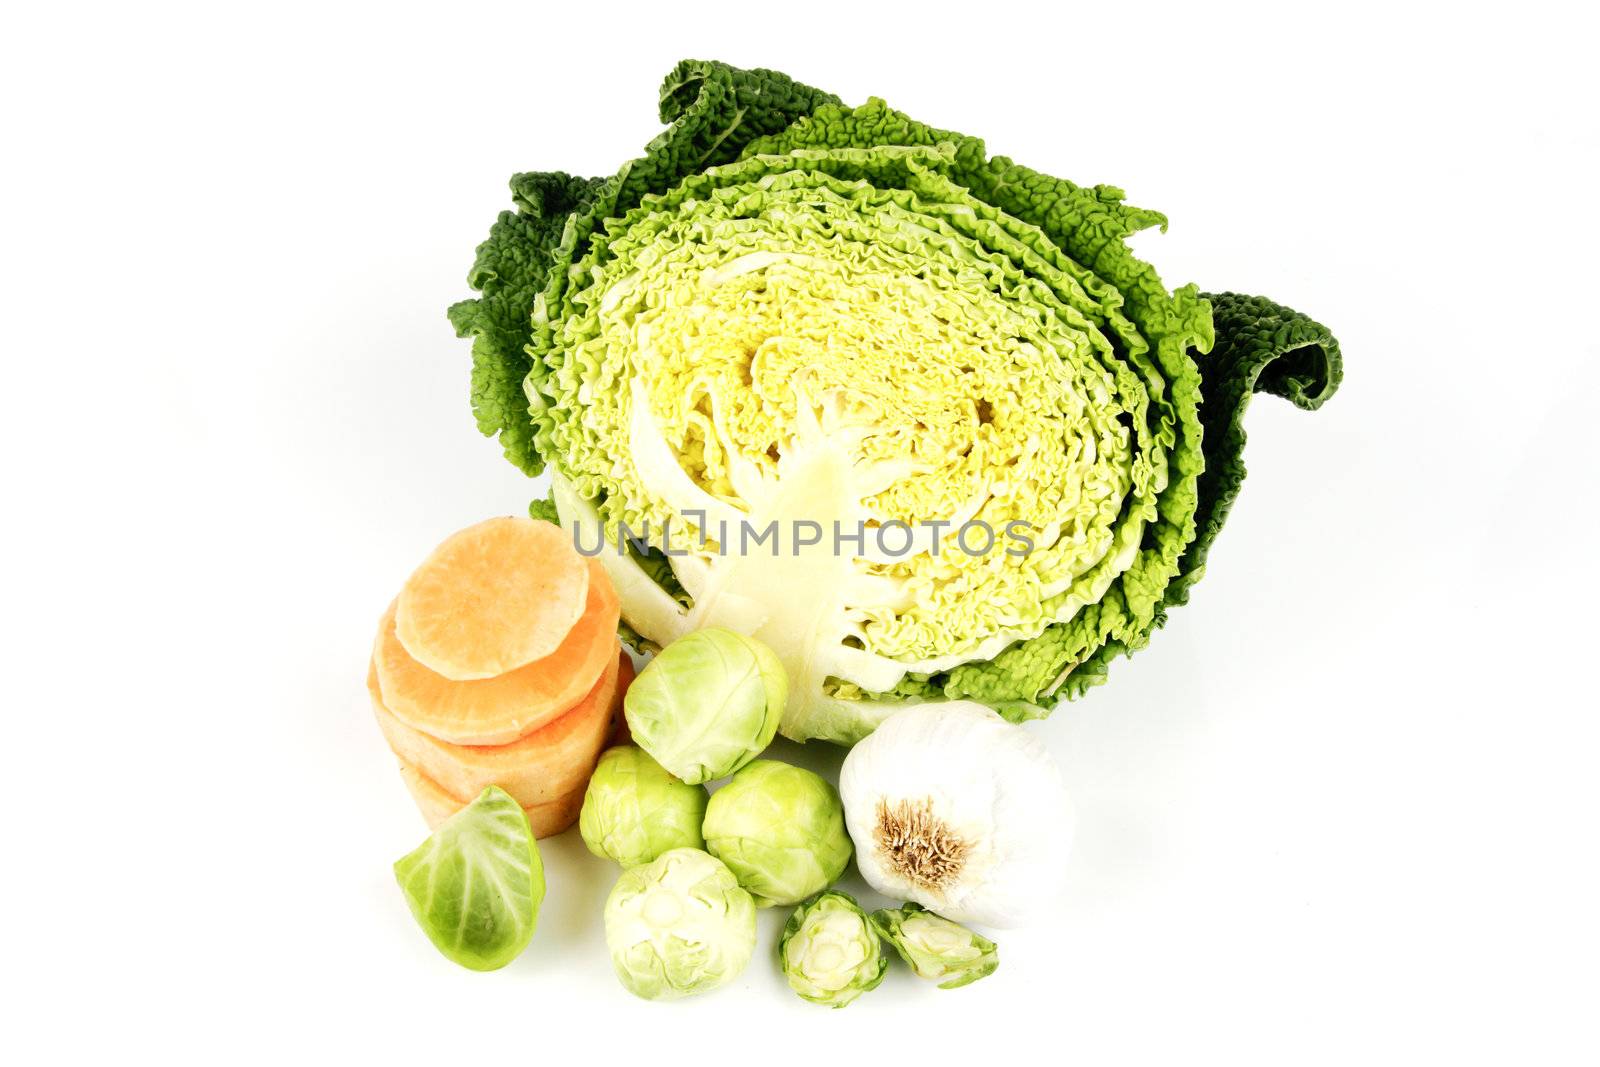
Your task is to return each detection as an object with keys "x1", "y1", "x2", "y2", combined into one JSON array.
[
  {"x1": 369, "y1": 647, "x2": 623, "y2": 807},
  {"x1": 396, "y1": 761, "x2": 585, "y2": 838},
  {"x1": 396, "y1": 517, "x2": 589, "y2": 681},
  {"x1": 374, "y1": 556, "x2": 621, "y2": 745}
]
